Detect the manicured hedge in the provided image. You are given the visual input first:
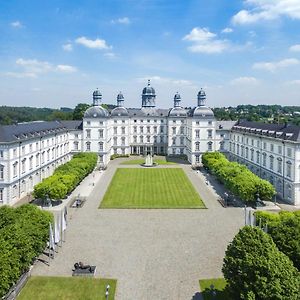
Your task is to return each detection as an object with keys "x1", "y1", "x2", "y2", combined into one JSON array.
[
  {"x1": 255, "y1": 210, "x2": 300, "y2": 270},
  {"x1": 202, "y1": 152, "x2": 275, "y2": 203},
  {"x1": 33, "y1": 153, "x2": 98, "y2": 200},
  {"x1": 0, "y1": 204, "x2": 53, "y2": 297}
]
